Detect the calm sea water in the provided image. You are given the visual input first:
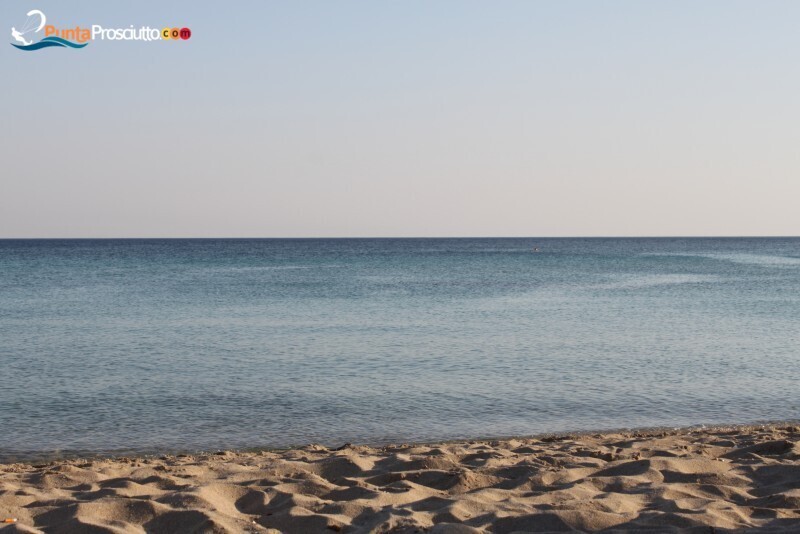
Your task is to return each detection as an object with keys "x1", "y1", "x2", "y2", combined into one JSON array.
[{"x1": 1, "y1": 238, "x2": 799, "y2": 460}]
